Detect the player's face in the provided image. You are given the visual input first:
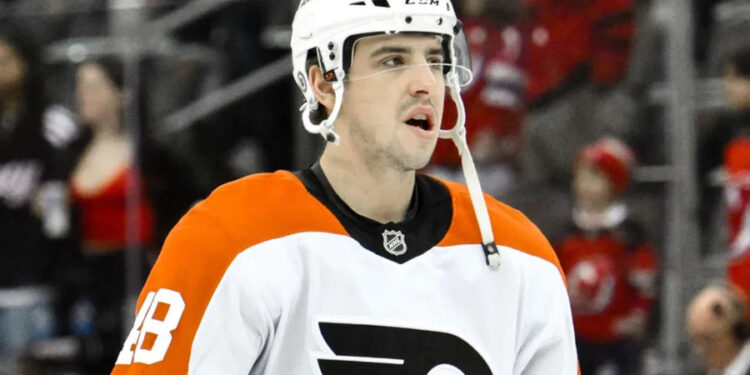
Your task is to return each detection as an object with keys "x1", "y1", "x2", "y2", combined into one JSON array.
[
  {"x1": 338, "y1": 33, "x2": 445, "y2": 172},
  {"x1": 724, "y1": 65, "x2": 750, "y2": 109},
  {"x1": 0, "y1": 41, "x2": 26, "y2": 98},
  {"x1": 573, "y1": 165, "x2": 613, "y2": 211},
  {"x1": 76, "y1": 63, "x2": 122, "y2": 127}
]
